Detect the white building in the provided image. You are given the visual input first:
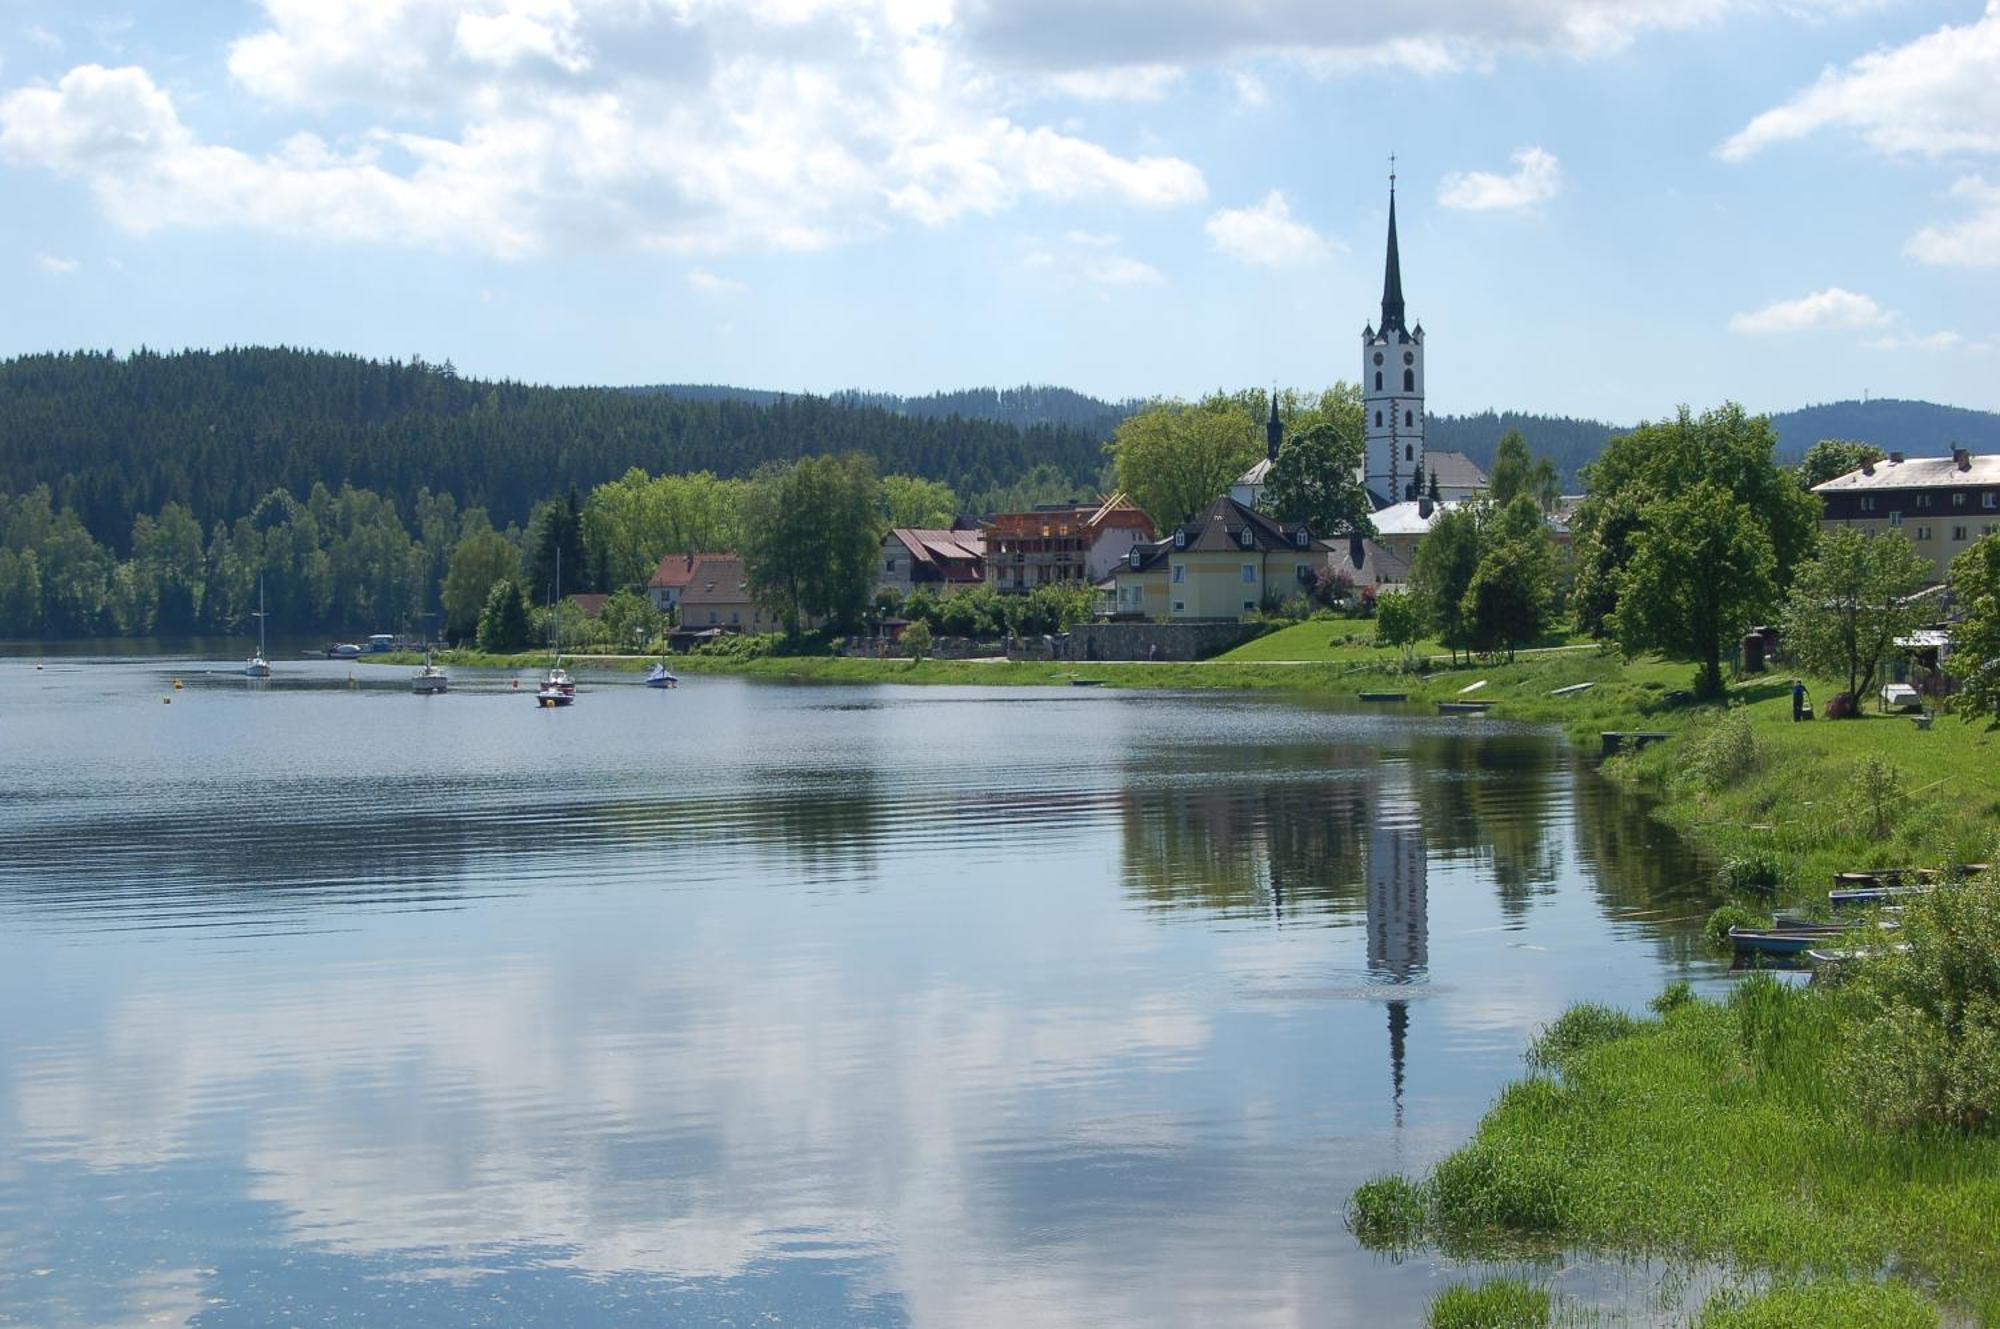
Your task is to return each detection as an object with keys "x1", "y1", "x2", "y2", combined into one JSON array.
[{"x1": 1363, "y1": 179, "x2": 1425, "y2": 507}]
